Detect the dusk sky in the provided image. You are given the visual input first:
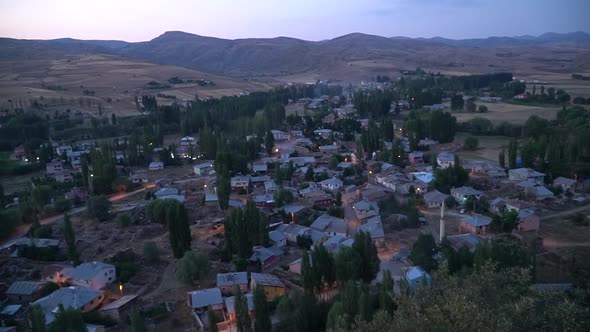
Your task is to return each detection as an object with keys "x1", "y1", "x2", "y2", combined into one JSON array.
[{"x1": 1, "y1": 0, "x2": 588, "y2": 42}]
